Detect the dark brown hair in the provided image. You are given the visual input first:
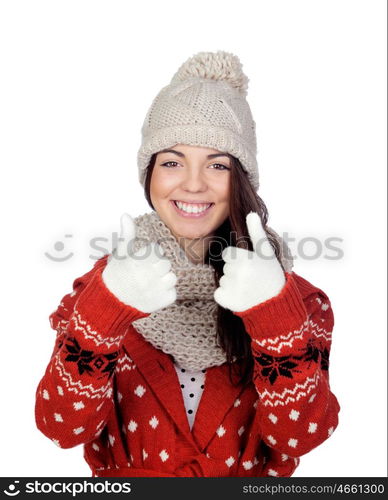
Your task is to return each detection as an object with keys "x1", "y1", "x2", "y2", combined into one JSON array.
[{"x1": 144, "y1": 153, "x2": 285, "y2": 388}]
